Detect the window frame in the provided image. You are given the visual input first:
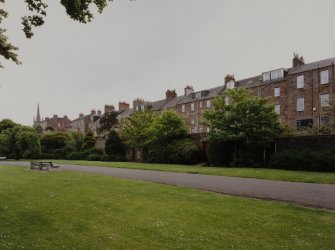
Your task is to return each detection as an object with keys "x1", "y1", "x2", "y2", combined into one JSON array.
[
  {"x1": 297, "y1": 97, "x2": 304, "y2": 111},
  {"x1": 320, "y1": 70, "x2": 329, "y2": 85},
  {"x1": 297, "y1": 75, "x2": 304, "y2": 89}
]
